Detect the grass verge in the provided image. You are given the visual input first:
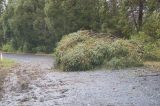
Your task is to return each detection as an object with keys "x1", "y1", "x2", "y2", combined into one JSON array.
[
  {"x1": 144, "y1": 61, "x2": 160, "y2": 72},
  {"x1": 0, "y1": 59, "x2": 16, "y2": 100},
  {"x1": 0, "y1": 59, "x2": 16, "y2": 69}
]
